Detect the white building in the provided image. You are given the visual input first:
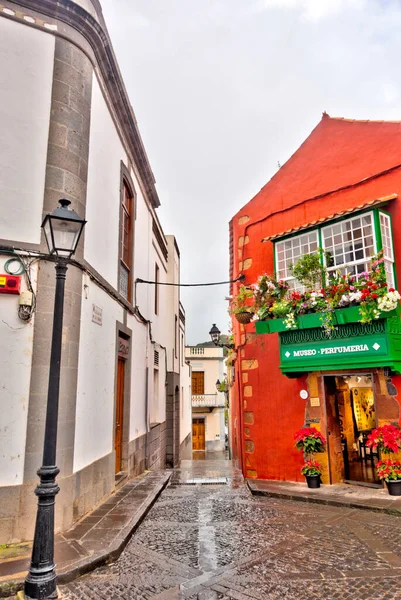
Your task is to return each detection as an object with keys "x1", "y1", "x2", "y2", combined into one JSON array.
[
  {"x1": 0, "y1": 0, "x2": 191, "y2": 544},
  {"x1": 185, "y1": 346, "x2": 227, "y2": 452}
]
